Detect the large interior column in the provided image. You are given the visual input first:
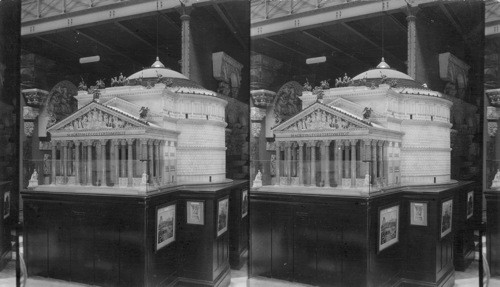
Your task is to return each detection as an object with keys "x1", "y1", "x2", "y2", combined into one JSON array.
[
  {"x1": 310, "y1": 141, "x2": 316, "y2": 187},
  {"x1": 62, "y1": 141, "x2": 68, "y2": 184},
  {"x1": 180, "y1": 5, "x2": 192, "y2": 78},
  {"x1": 51, "y1": 141, "x2": 57, "y2": 184},
  {"x1": 350, "y1": 139, "x2": 357, "y2": 187},
  {"x1": 324, "y1": 140, "x2": 331, "y2": 187},
  {"x1": 298, "y1": 141, "x2": 304, "y2": 186},
  {"x1": 334, "y1": 140, "x2": 341, "y2": 186},
  {"x1": 74, "y1": 140, "x2": 80, "y2": 185},
  {"x1": 86, "y1": 140, "x2": 93, "y2": 186},
  {"x1": 407, "y1": 9, "x2": 417, "y2": 79},
  {"x1": 275, "y1": 142, "x2": 281, "y2": 185},
  {"x1": 127, "y1": 139, "x2": 134, "y2": 187}
]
